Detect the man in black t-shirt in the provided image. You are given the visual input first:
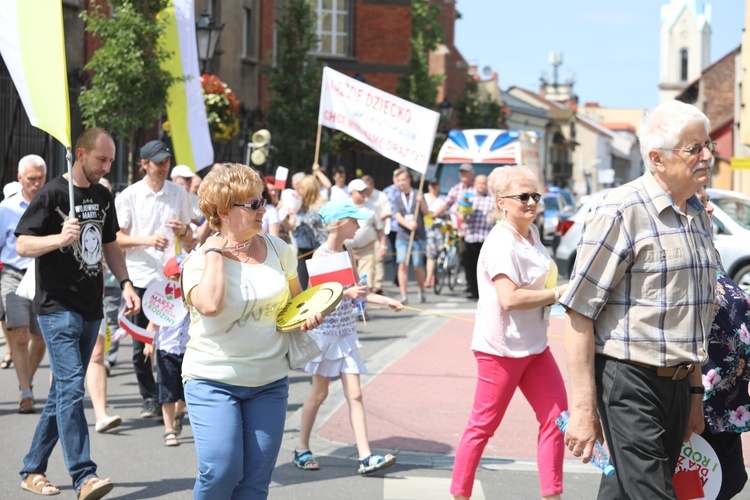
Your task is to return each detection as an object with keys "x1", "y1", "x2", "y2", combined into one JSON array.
[{"x1": 14, "y1": 128, "x2": 140, "y2": 500}]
